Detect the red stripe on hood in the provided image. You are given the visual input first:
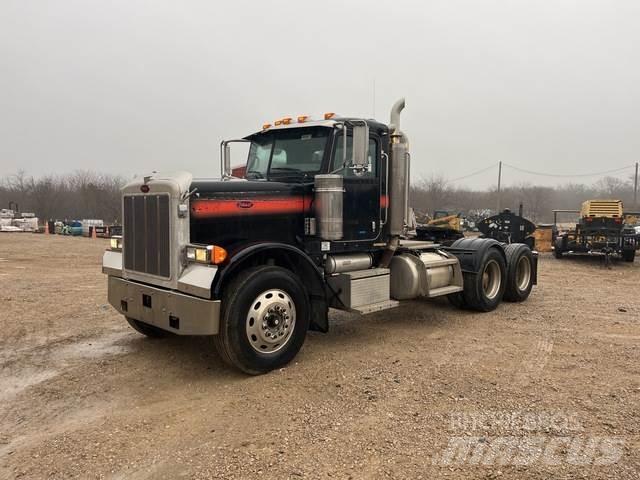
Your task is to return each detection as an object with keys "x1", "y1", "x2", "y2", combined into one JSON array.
[{"x1": 191, "y1": 196, "x2": 312, "y2": 218}]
